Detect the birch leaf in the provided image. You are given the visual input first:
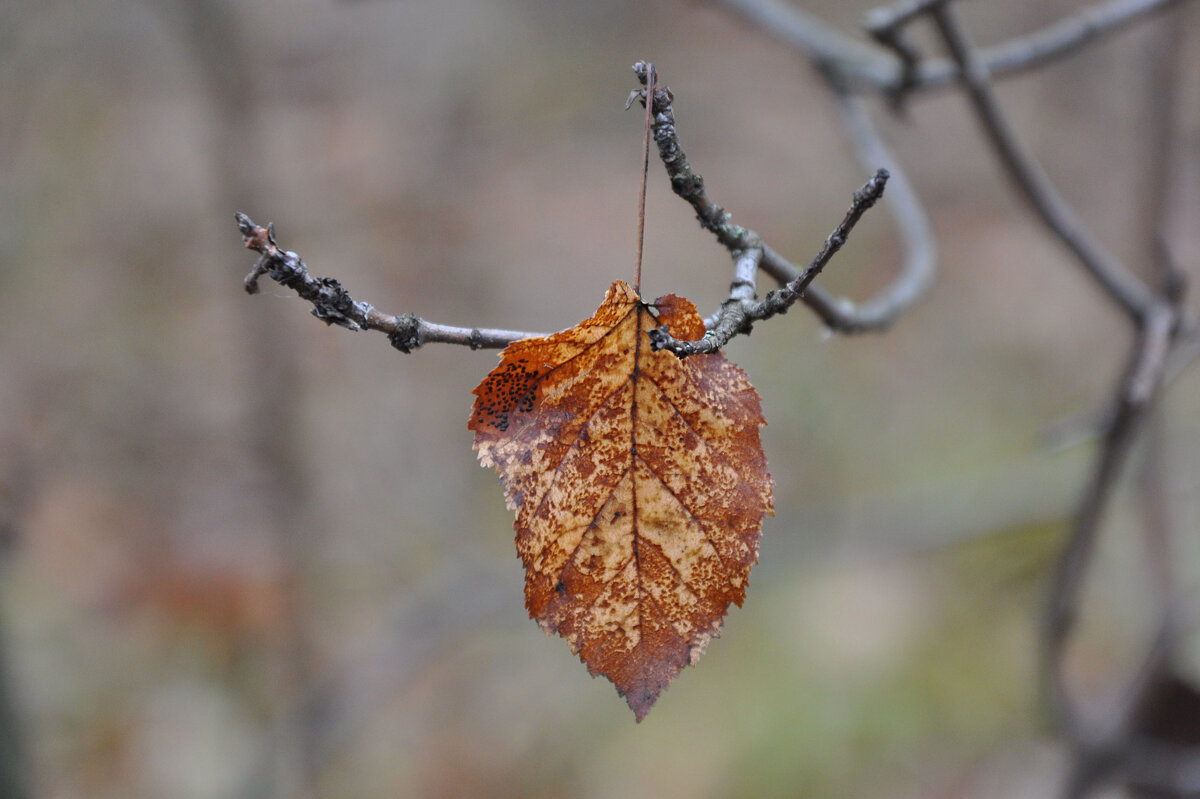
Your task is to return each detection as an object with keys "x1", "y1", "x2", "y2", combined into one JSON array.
[{"x1": 469, "y1": 280, "x2": 773, "y2": 720}]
